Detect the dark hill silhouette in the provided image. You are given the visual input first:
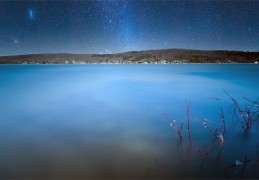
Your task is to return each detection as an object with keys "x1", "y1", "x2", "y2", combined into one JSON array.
[{"x1": 1, "y1": 49, "x2": 259, "y2": 64}]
